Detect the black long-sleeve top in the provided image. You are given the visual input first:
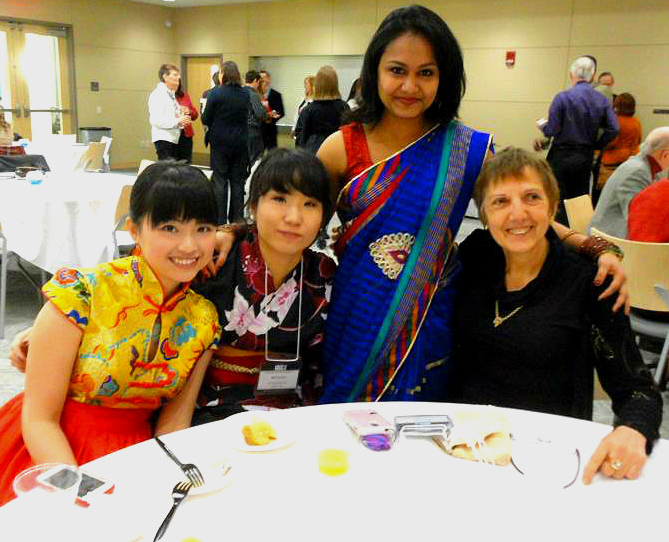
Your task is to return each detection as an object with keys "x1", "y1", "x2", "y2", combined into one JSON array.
[
  {"x1": 450, "y1": 228, "x2": 662, "y2": 452},
  {"x1": 295, "y1": 99, "x2": 349, "y2": 154},
  {"x1": 201, "y1": 84, "x2": 249, "y2": 149}
]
